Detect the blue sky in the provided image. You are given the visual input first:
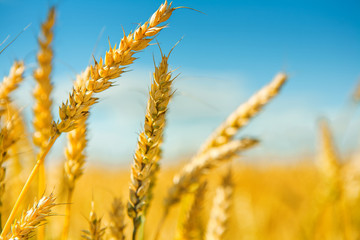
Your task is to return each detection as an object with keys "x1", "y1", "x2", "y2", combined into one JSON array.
[{"x1": 0, "y1": 0, "x2": 359, "y2": 165}]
